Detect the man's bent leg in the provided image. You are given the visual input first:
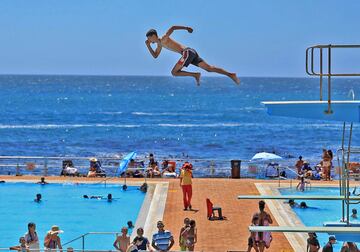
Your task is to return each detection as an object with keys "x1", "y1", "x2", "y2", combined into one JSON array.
[
  {"x1": 197, "y1": 61, "x2": 240, "y2": 84},
  {"x1": 171, "y1": 63, "x2": 201, "y2": 85}
]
